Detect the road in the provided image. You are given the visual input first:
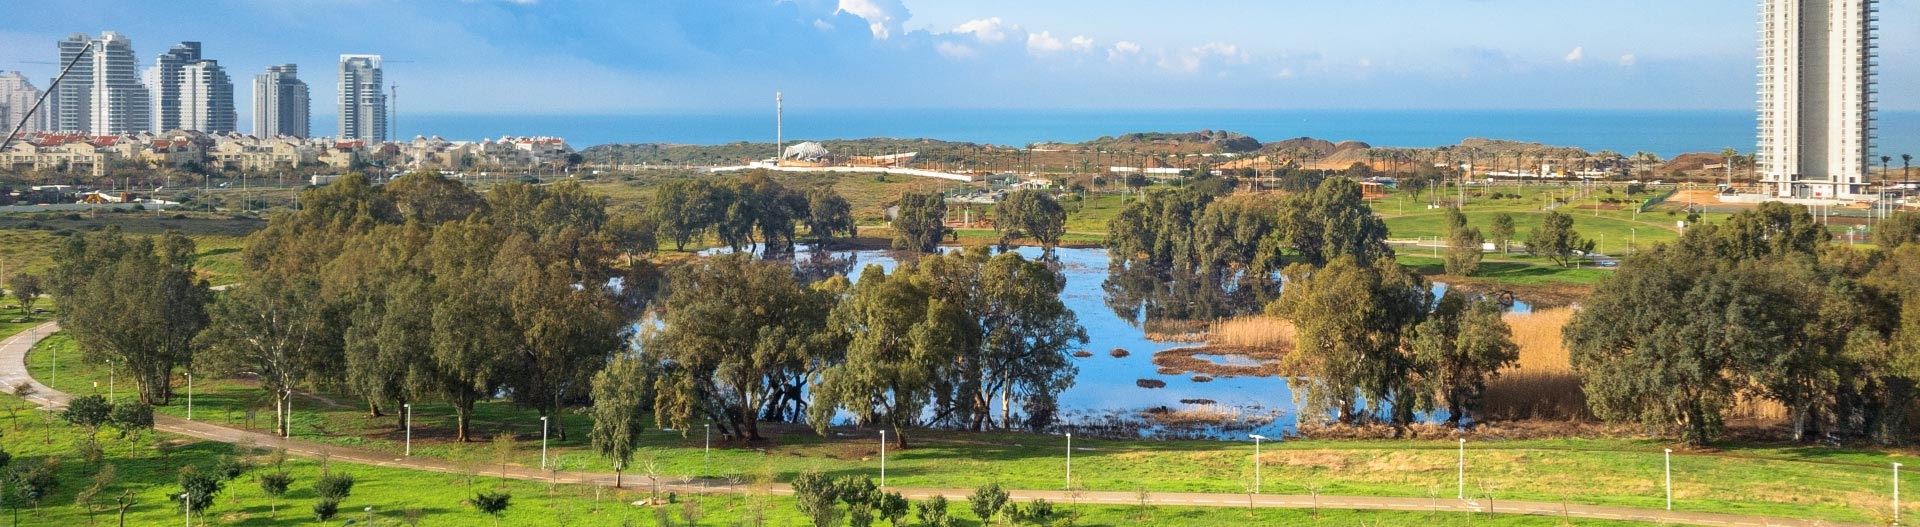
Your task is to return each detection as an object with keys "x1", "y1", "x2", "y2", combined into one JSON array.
[{"x1": 0, "y1": 321, "x2": 1875, "y2": 527}]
